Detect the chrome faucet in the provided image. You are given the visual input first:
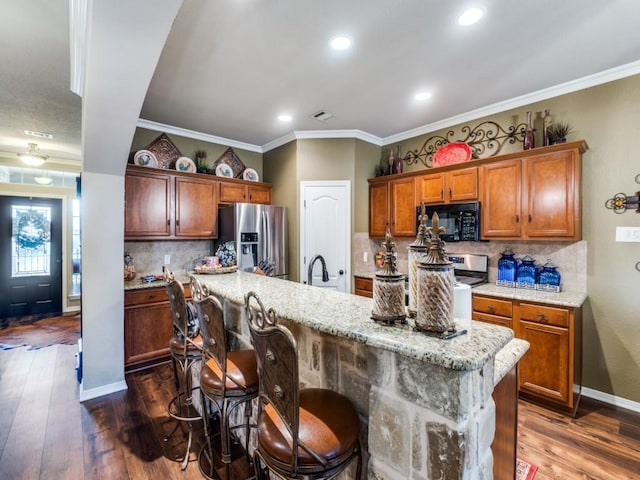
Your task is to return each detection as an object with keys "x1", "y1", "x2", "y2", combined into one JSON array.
[{"x1": 307, "y1": 254, "x2": 329, "y2": 286}]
